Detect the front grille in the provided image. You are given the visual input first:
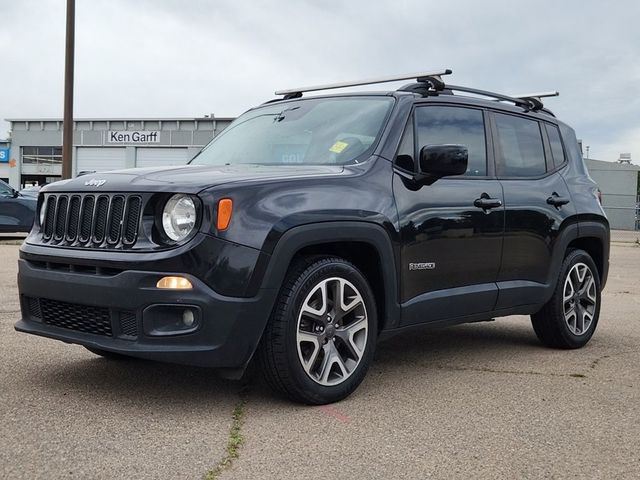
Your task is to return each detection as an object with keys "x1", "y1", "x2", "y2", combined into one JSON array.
[
  {"x1": 41, "y1": 193, "x2": 143, "y2": 249},
  {"x1": 39, "y1": 298, "x2": 113, "y2": 337}
]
